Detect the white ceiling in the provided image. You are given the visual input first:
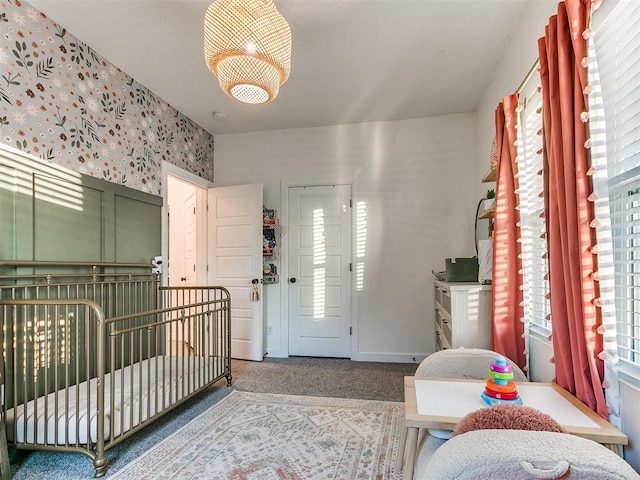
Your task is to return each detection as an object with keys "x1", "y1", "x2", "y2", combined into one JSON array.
[{"x1": 27, "y1": 0, "x2": 528, "y2": 135}]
